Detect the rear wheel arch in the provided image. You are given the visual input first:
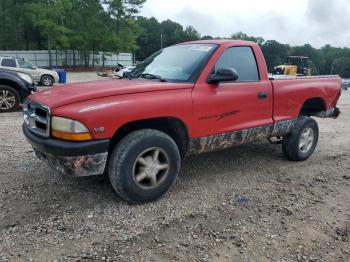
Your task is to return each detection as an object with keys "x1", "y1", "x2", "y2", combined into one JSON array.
[
  {"x1": 300, "y1": 97, "x2": 326, "y2": 116},
  {"x1": 108, "y1": 117, "x2": 190, "y2": 158}
]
